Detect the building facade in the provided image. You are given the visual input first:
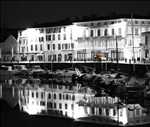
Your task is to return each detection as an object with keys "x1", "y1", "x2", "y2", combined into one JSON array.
[
  {"x1": 12, "y1": 18, "x2": 150, "y2": 63},
  {"x1": 0, "y1": 35, "x2": 18, "y2": 62}
]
